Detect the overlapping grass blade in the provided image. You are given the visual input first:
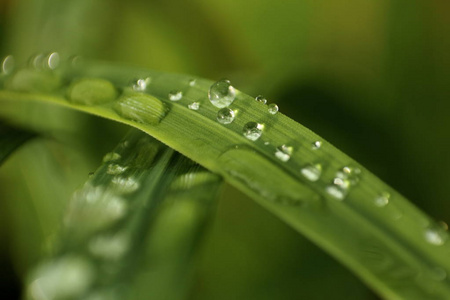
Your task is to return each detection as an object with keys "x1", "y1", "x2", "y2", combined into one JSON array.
[
  {"x1": 25, "y1": 130, "x2": 222, "y2": 300},
  {"x1": 2, "y1": 60, "x2": 449, "y2": 299},
  {"x1": 0, "y1": 121, "x2": 36, "y2": 165}
]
